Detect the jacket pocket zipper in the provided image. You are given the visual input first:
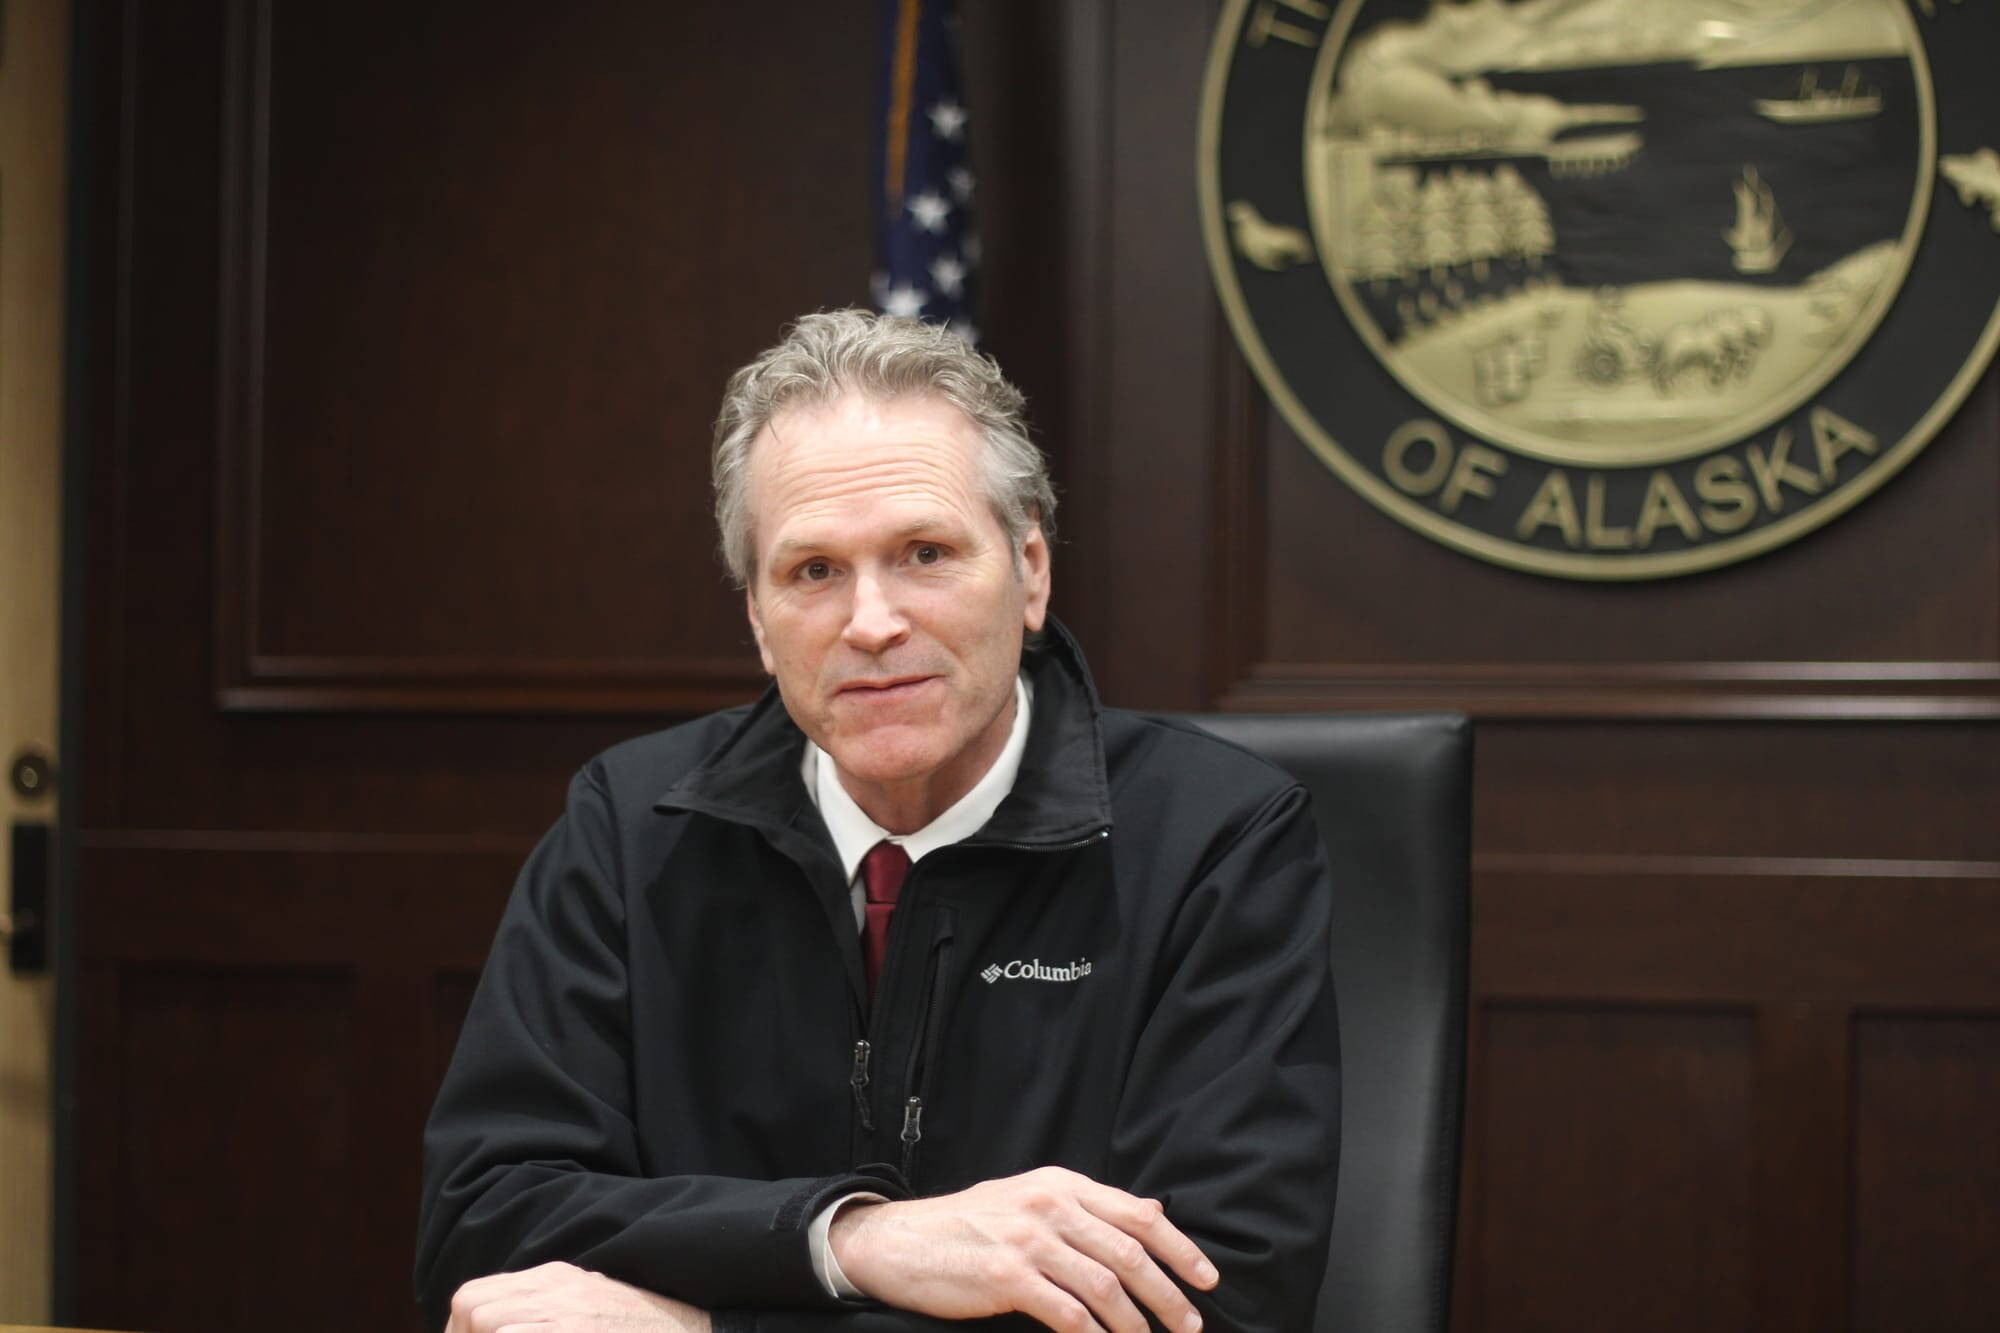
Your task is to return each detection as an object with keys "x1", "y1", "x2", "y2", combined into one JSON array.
[
  {"x1": 899, "y1": 920, "x2": 954, "y2": 1187},
  {"x1": 849, "y1": 1039, "x2": 874, "y2": 1134},
  {"x1": 899, "y1": 1095, "x2": 924, "y2": 1183}
]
